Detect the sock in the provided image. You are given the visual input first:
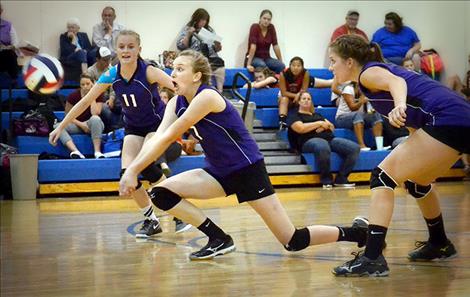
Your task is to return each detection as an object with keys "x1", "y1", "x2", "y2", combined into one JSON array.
[
  {"x1": 197, "y1": 218, "x2": 227, "y2": 241},
  {"x1": 364, "y1": 224, "x2": 388, "y2": 260},
  {"x1": 336, "y1": 226, "x2": 361, "y2": 243},
  {"x1": 425, "y1": 214, "x2": 448, "y2": 245},
  {"x1": 140, "y1": 204, "x2": 158, "y2": 221}
]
